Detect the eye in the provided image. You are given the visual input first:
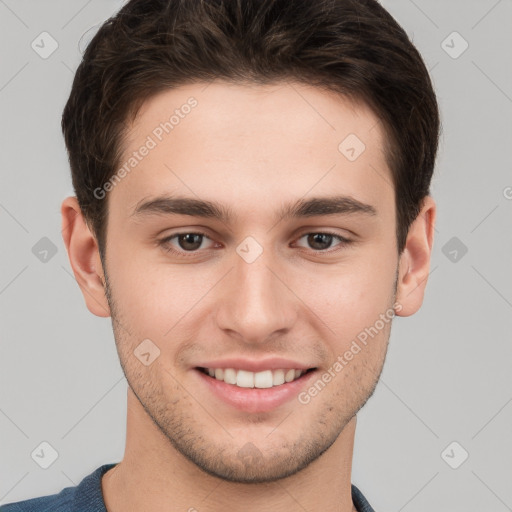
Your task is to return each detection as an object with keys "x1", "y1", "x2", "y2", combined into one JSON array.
[
  {"x1": 159, "y1": 230, "x2": 353, "y2": 258},
  {"x1": 294, "y1": 231, "x2": 352, "y2": 252},
  {"x1": 160, "y1": 231, "x2": 216, "y2": 255}
]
